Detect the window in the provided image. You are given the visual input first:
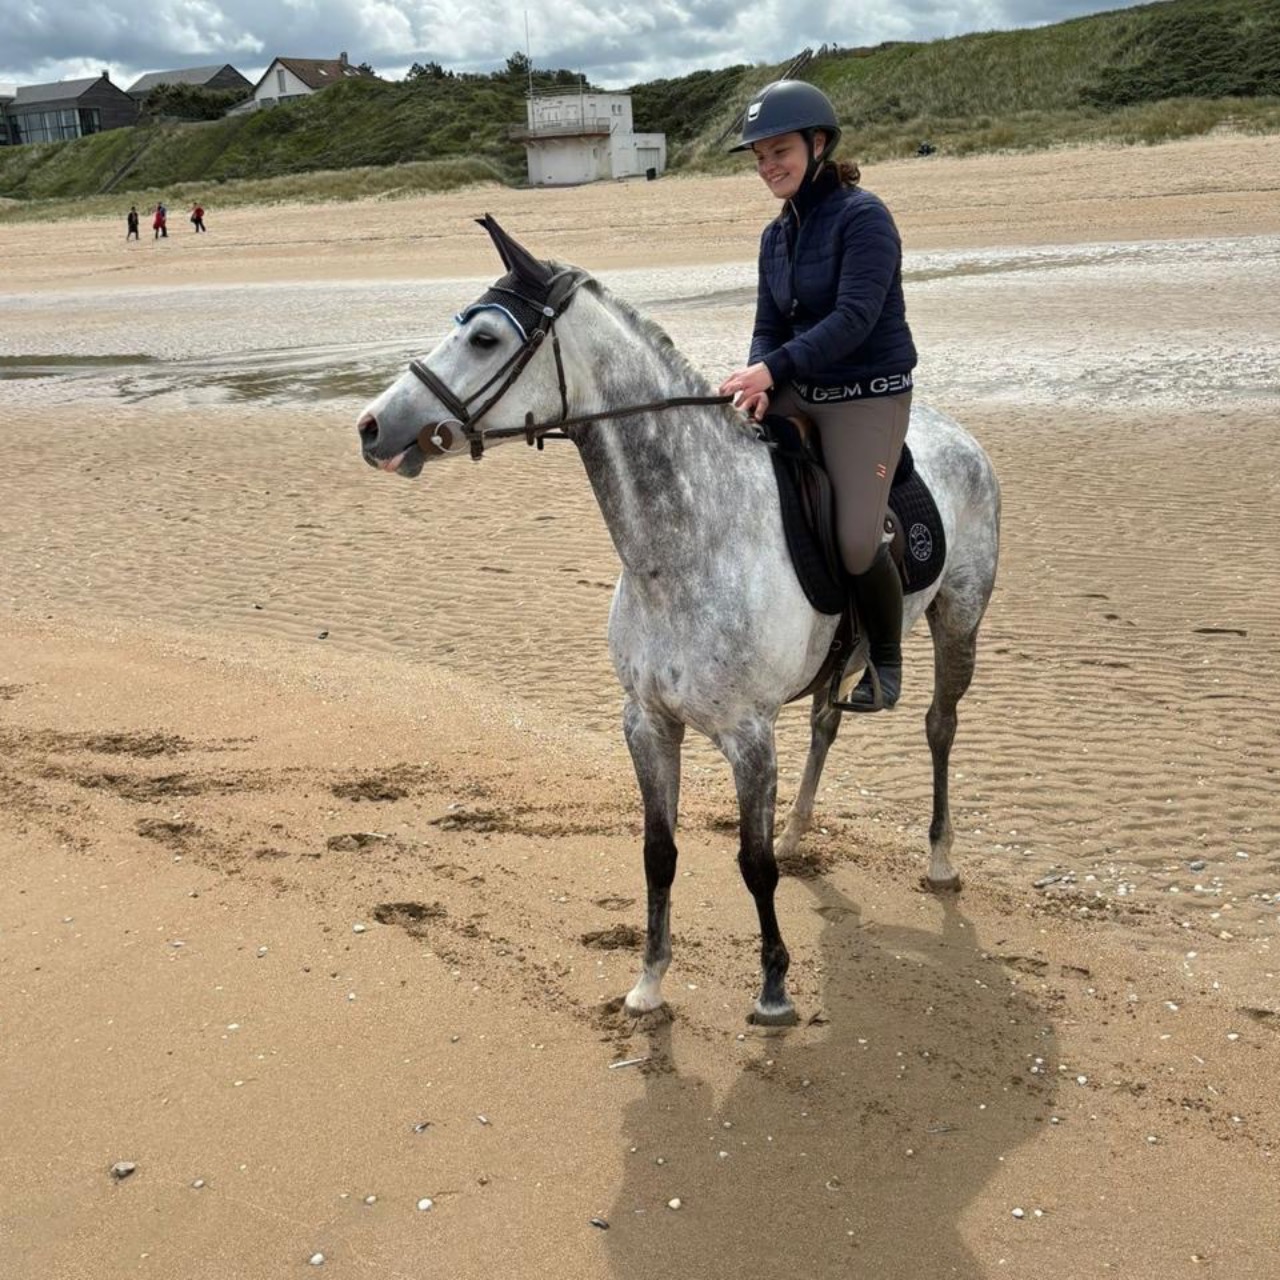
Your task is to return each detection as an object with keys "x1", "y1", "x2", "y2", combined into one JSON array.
[
  {"x1": 277, "y1": 68, "x2": 287, "y2": 93},
  {"x1": 13, "y1": 111, "x2": 55, "y2": 143},
  {"x1": 8, "y1": 103, "x2": 100, "y2": 144}
]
